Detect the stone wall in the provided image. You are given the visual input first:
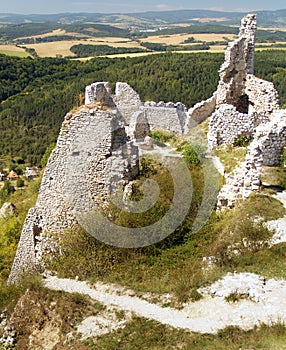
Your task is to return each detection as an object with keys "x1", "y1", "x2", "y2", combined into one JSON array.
[
  {"x1": 185, "y1": 95, "x2": 216, "y2": 129},
  {"x1": 215, "y1": 14, "x2": 256, "y2": 112},
  {"x1": 257, "y1": 110, "x2": 286, "y2": 166},
  {"x1": 9, "y1": 102, "x2": 139, "y2": 283},
  {"x1": 143, "y1": 101, "x2": 187, "y2": 134},
  {"x1": 127, "y1": 110, "x2": 150, "y2": 141},
  {"x1": 85, "y1": 81, "x2": 187, "y2": 135},
  {"x1": 217, "y1": 110, "x2": 286, "y2": 210},
  {"x1": 207, "y1": 104, "x2": 270, "y2": 150},
  {"x1": 113, "y1": 82, "x2": 143, "y2": 123},
  {"x1": 205, "y1": 13, "x2": 280, "y2": 152},
  {"x1": 246, "y1": 75, "x2": 279, "y2": 116}
]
